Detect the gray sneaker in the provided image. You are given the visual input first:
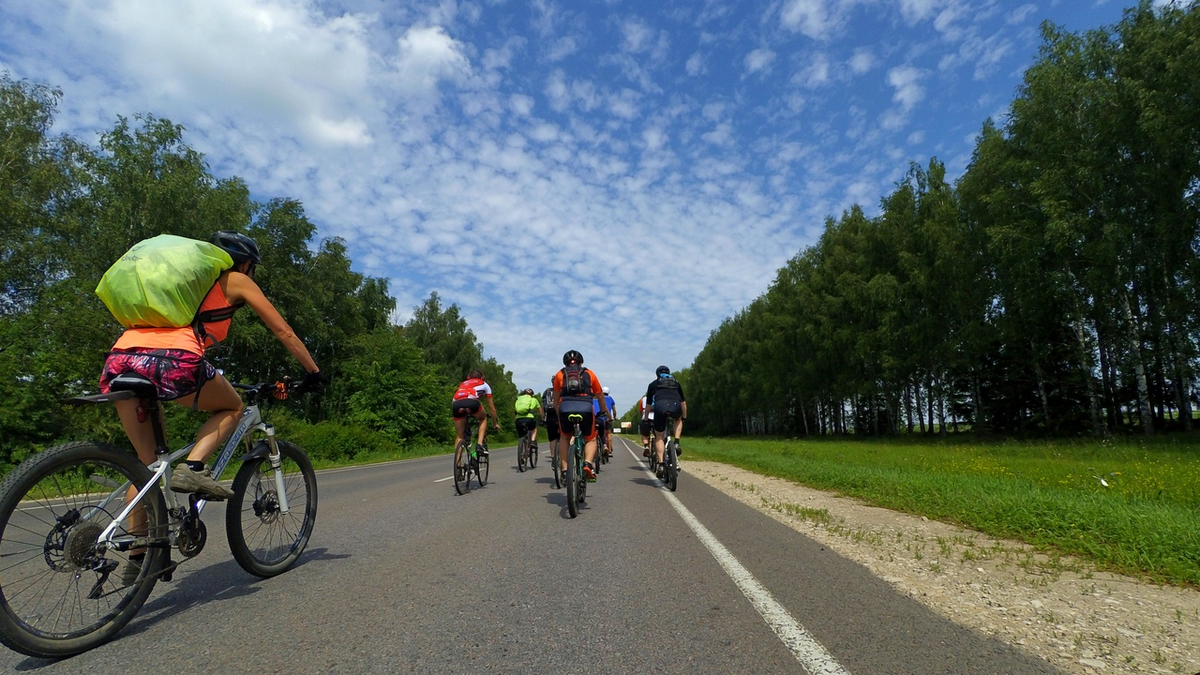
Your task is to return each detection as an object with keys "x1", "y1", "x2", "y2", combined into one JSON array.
[
  {"x1": 120, "y1": 557, "x2": 142, "y2": 586},
  {"x1": 171, "y1": 464, "x2": 234, "y2": 500}
]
